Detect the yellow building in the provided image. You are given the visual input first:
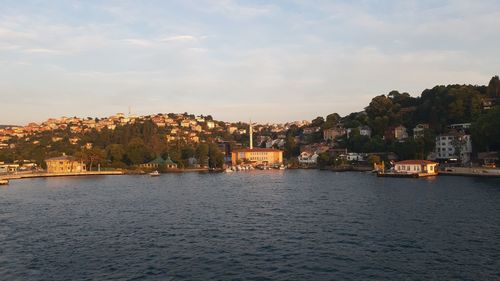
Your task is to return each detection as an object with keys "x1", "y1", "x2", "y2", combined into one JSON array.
[
  {"x1": 231, "y1": 121, "x2": 283, "y2": 166},
  {"x1": 45, "y1": 155, "x2": 87, "y2": 173},
  {"x1": 231, "y1": 148, "x2": 283, "y2": 166}
]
